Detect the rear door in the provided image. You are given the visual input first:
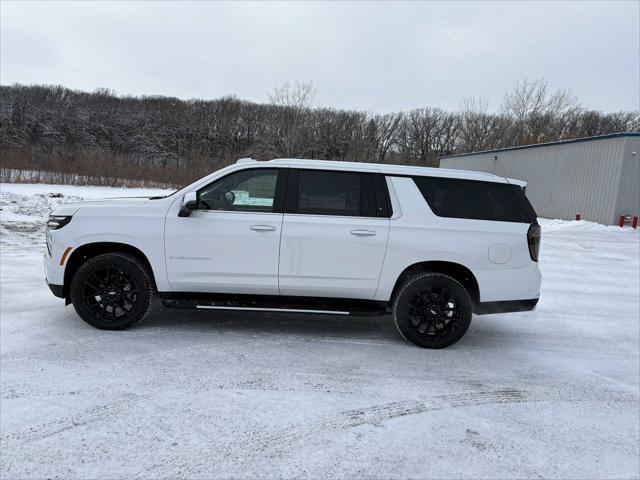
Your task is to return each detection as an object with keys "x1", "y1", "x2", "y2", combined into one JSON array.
[{"x1": 278, "y1": 169, "x2": 391, "y2": 300}]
